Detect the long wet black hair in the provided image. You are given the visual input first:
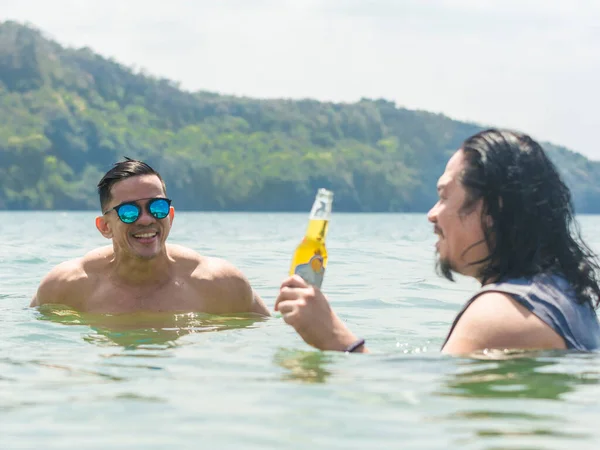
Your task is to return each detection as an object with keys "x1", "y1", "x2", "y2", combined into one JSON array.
[{"x1": 459, "y1": 129, "x2": 600, "y2": 308}]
